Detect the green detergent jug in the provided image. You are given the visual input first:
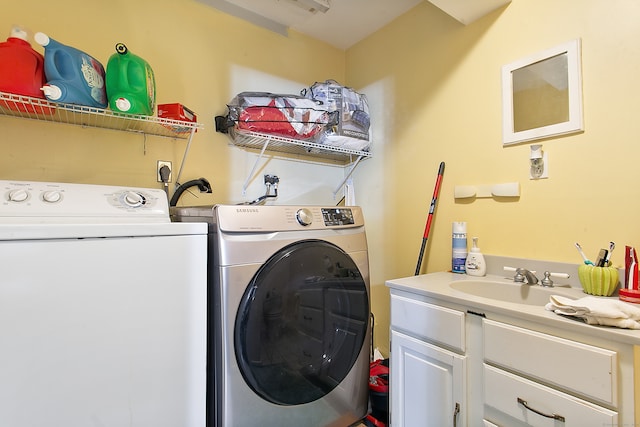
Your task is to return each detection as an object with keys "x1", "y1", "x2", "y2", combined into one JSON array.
[{"x1": 106, "y1": 43, "x2": 155, "y2": 115}]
